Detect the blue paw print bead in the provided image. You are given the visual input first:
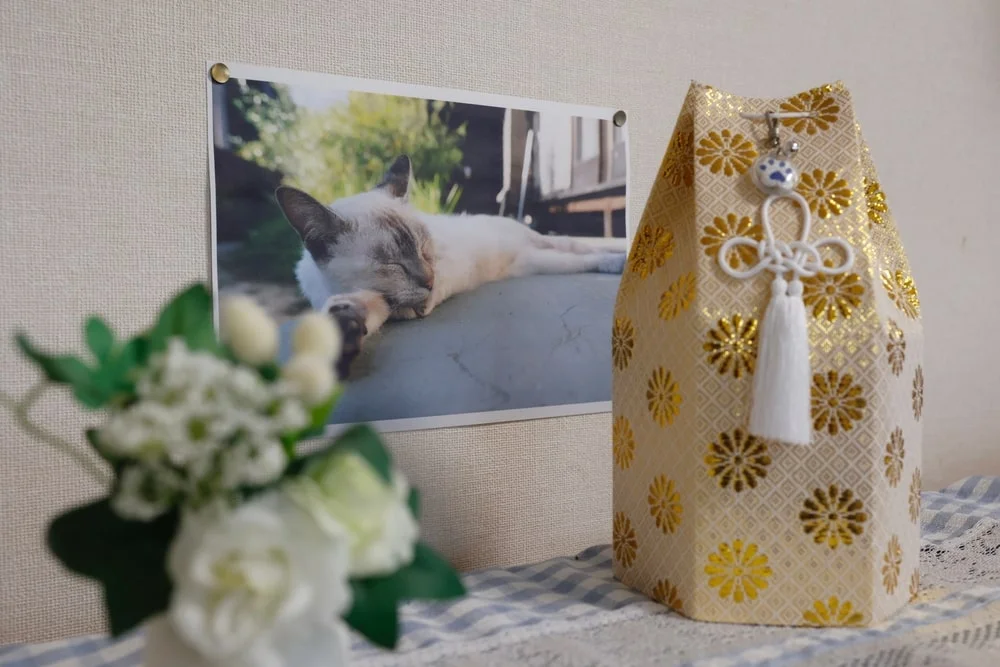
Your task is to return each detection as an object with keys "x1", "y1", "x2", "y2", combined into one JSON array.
[{"x1": 751, "y1": 155, "x2": 801, "y2": 194}]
